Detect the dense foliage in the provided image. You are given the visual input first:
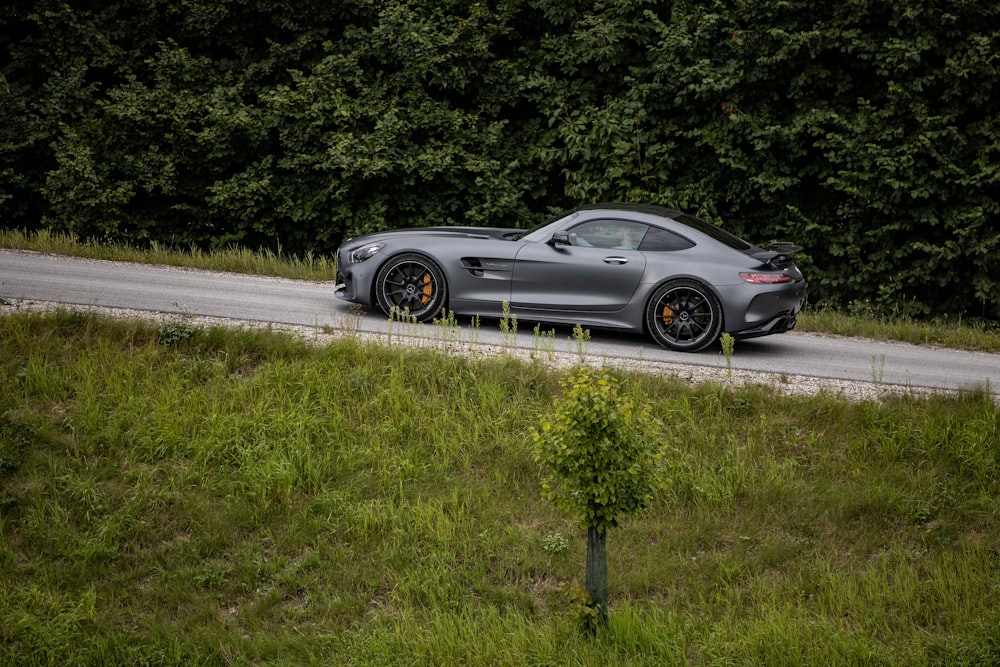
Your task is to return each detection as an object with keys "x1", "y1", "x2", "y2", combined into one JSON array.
[{"x1": 2, "y1": 0, "x2": 998, "y2": 318}]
